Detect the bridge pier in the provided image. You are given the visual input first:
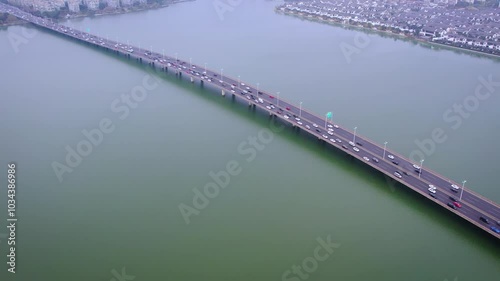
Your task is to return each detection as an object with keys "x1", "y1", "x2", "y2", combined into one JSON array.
[
  {"x1": 221, "y1": 89, "x2": 225, "y2": 96},
  {"x1": 190, "y1": 77, "x2": 194, "y2": 83}
]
